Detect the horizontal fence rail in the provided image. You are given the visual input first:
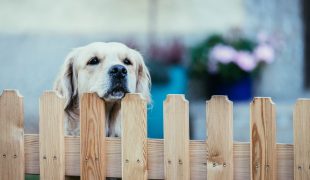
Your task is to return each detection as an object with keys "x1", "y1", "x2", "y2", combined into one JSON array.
[
  {"x1": 23, "y1": 135, "x2": 294, "y2": 179},
  {"x1": 0, "y1": 89, "x2": 309, "y2": 179}
]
